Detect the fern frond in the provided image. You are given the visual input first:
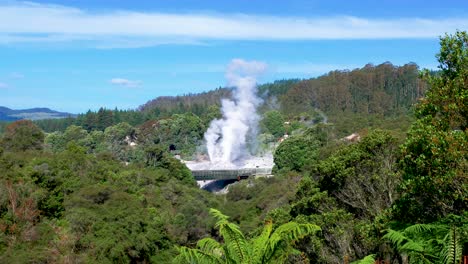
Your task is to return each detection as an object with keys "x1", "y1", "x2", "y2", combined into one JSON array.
[
  {"x1": 400, "y1": 241, "x2": 425, "y2": 253},
  {"x1": 217, "y1": 220, "x2": 249, "y2": 263},
  {"x1": 383, "y1": 229, "x2": 408, "y2": 248},
  {"x1": 271, "y1": 222, "x2": 320, "y2": 243},
  {"x1": 173, "y1": 246, "x2": 223, "y2": 264},
  {"x1": 351, "y1": 254, "x2": 376, "y2": 264},
  {"x1": 251, "y1": 220, "x2": 273, "y2": 263},
  {"x1": 265, "y1": 222, "x2": 320, "y2": 262},
  {"x1": 197, "y1": 238, "x2": 223, "y2": 256},
  {"x1": 407, "y1": 251, "x2": 436, "y2": 264},
  {"x1": 404, "y1": 223, "x2": 434, "y2": 233},
  {"x1": 441, "y1": 226, "x2": 462, "y2": 264},
  {"x1": 208, "y1": 208, "x2": 249, "y2": 262},
  {"x1": 209, "y1": 208, "x2": 230, "y2": 223}
]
